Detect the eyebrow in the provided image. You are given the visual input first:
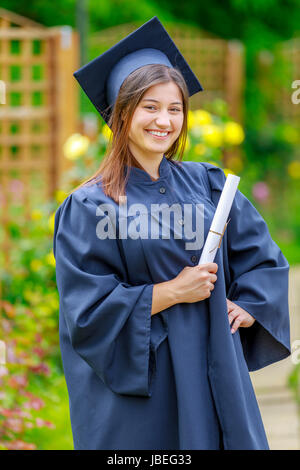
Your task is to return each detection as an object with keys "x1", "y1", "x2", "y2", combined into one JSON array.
[{"x1": 142, "y1": 99, "x2": 183, "y2": 105}]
